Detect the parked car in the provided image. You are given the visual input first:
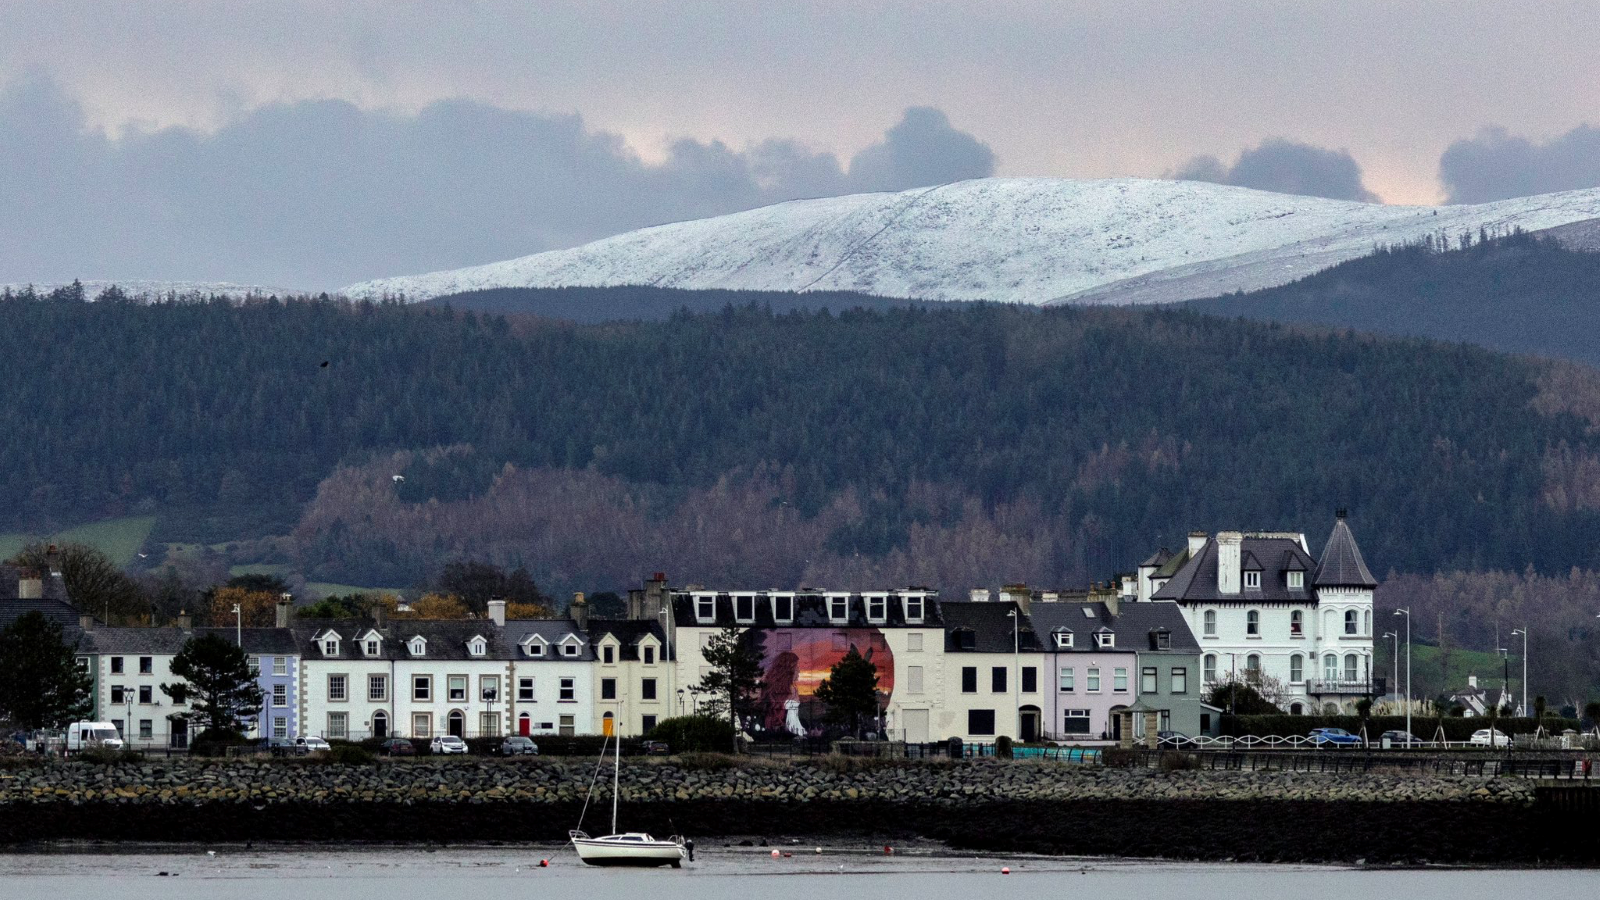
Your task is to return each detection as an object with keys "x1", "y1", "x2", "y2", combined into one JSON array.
[
  {"x1": 499, "y1": 736, "x2": 539, "y2": 756},
  {"x1": 294, "y1": 735, "x2": 332, "y2": 755},
  {"x1": 379, "y1": 738, "x2": 416, "y2": 757},
  {"x1": 1155, "y1": 730, "x2": 1196, "y2": 750},
  {"x1": 1470, "y1": 728, "x2": 1510, "y2": 747},
  {"x1": 642, "y1": 740, "x2": 671, "y2": 756},
  {"x1": 1309, "y1": 727, "x2": 1362, "y2": 747},
  {"x1": 1380, "y1": 730, "x2": 1423, "y2": 748},
  {"x1": 263, "y1": 737, "x2": 297, "y2": 757},
  {"x1": 431, "y1": 735, "x2": 469, "y2": 755}
]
